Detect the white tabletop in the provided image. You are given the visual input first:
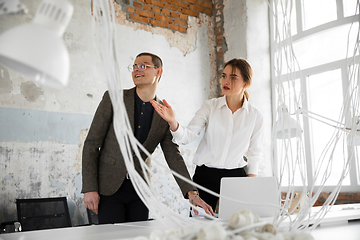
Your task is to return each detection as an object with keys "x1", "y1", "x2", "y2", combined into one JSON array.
[
  {"x1": 0, "y1": 219, "x2": 359, "y2": 240},
  {"x1": 1, "y1": 205, "x2": 360, "y2": 240},
  {"x1": 0, "y1": 221, "x2": 162, "y2": 240},
  {"x1": 310, "y1": 221, "x2": 360, "y2": 240}
]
